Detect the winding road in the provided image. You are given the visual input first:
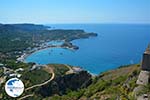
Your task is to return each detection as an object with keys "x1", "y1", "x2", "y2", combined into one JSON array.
[
  {"x1": 18, "y1": 66, "x2": 55, "y2": 100},
  {"x1": 65, "y1": 64, "x2": 74, "y2": 74},
  {"x1": 18, "y1": 65, "x2": 72, "y2": 100},
  {"x1": 25, "y1": 67, "x2": 55, "y2": 91},
  {"x1": 18, "y1": 94, "x2": 34, "y2": 100}
]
